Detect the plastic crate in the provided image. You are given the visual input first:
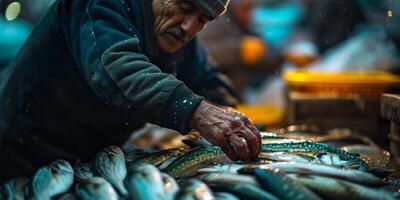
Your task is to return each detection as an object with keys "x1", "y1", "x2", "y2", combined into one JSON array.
[{"x1": 283, "y1": 70, "x2": 400, "y2": 98}]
